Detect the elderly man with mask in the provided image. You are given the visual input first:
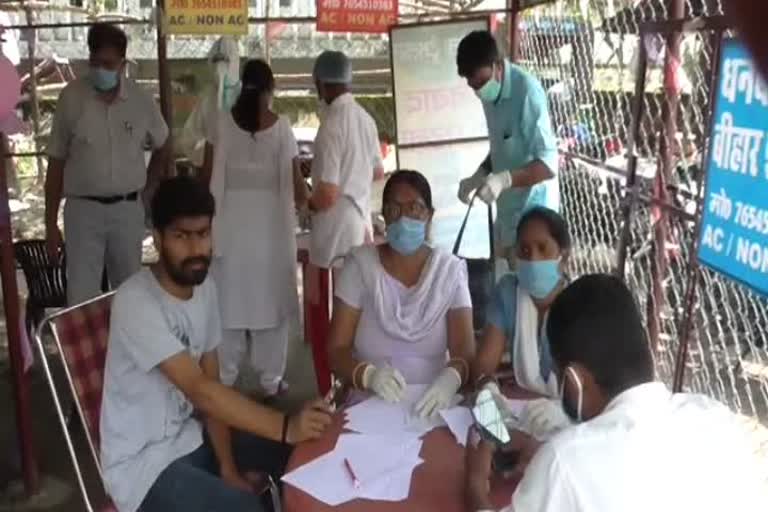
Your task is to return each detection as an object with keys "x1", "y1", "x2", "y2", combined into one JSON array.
[
  {"x1": 45, "y1": 23, "x2": 168, "y2": 305},
  {"x1": 465, "y1": 275, "x2": 767, "y2": 512},
  {"x1": 456, "y1": 31, "x2": 559, "y2": 272},
  {"x1": 179, "y1": 37, "x2": 240, "y2": 168},
  {"x1": 305, "y1": 50, "x2": 382, "y2": 393}
]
